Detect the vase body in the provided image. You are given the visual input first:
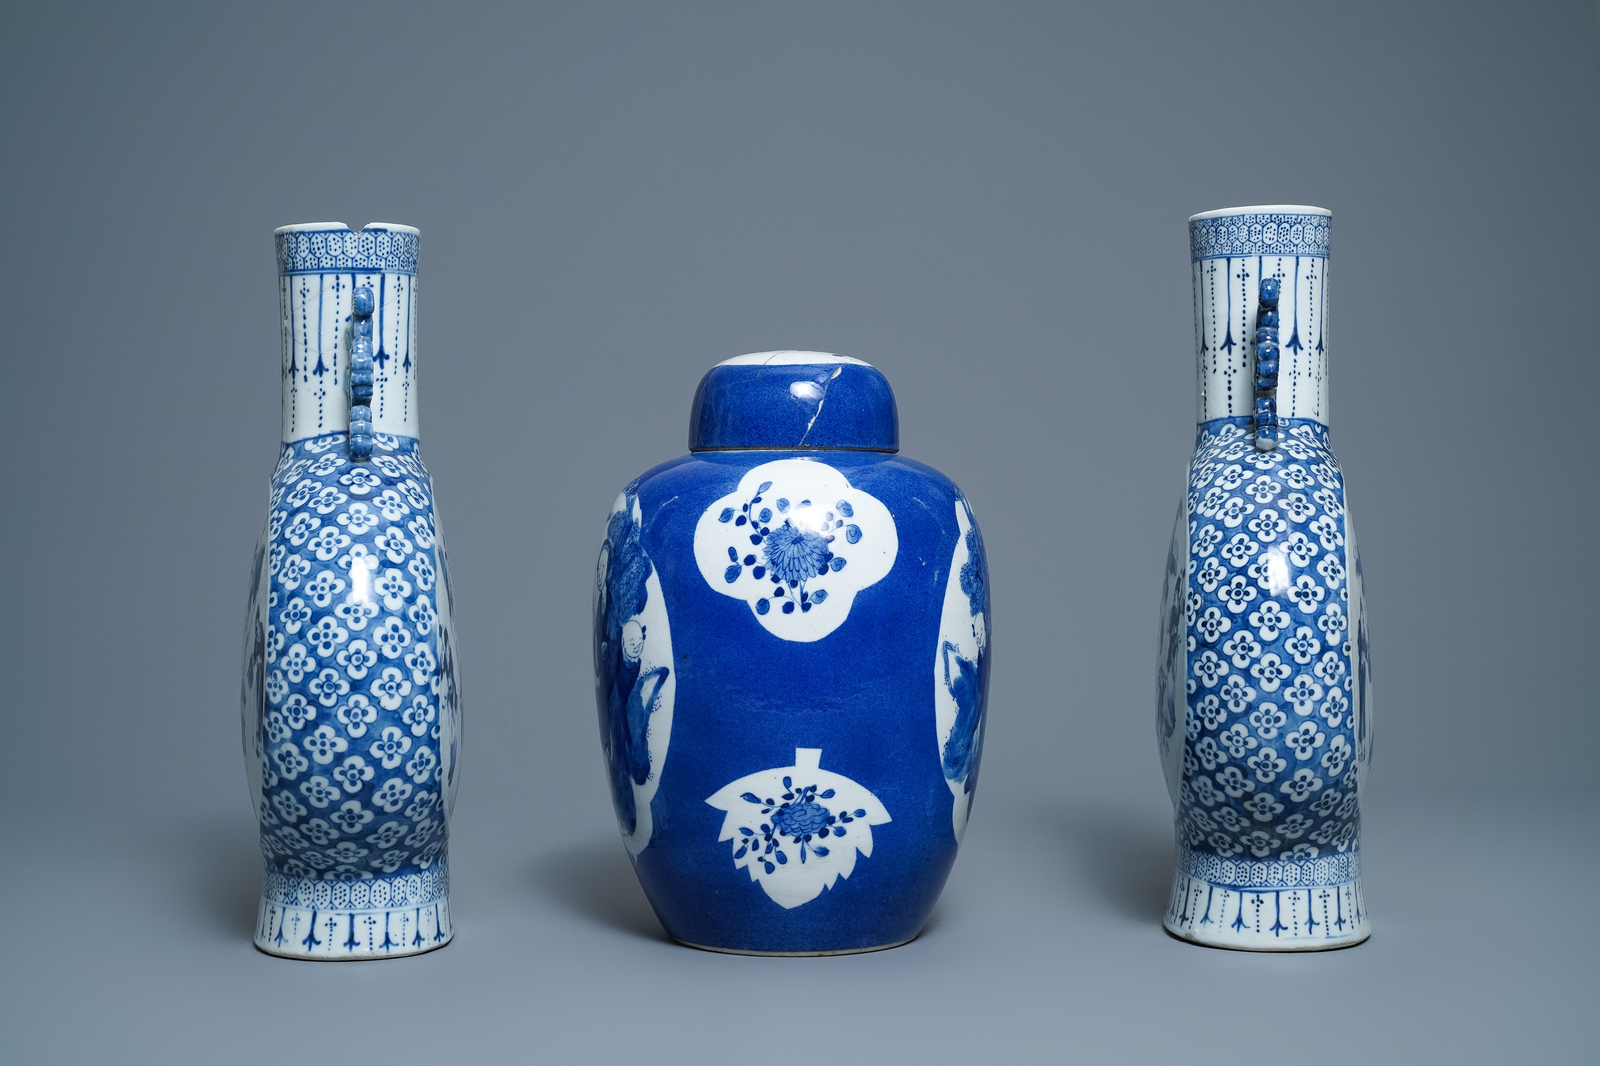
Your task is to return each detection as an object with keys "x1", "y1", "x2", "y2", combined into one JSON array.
[
  {"x1": 1157, "y1": 207, "x2": 1374, "y2": 950},
  {"x1": 594, "y1": 352, "x2": 990, "y2": 955},
  {"x1": 241, "y1": 223, "x2": 462, "y2": 959}
]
